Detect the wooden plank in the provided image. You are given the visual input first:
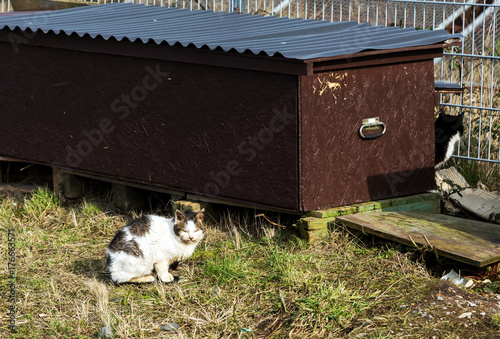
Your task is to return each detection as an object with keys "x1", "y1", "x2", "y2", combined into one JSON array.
[
  {"x1": 337, "y1": 212, "x2": 500, "y2": 267},
  {"x1": 0, "y1": 156, "x2": 22, "y2": 162},
  {"x1": 307, "y1": 193, "x2": 439, "y2": 218},
  {"x1": 58, "y1": 168, "x2": 186, "y2": 198},
  {"x1": 436, "y1": 167, "x2": 469, "y2": 188},
  {"x1": 186, "y1": 194, "x2": 303, "y2": 215}
]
